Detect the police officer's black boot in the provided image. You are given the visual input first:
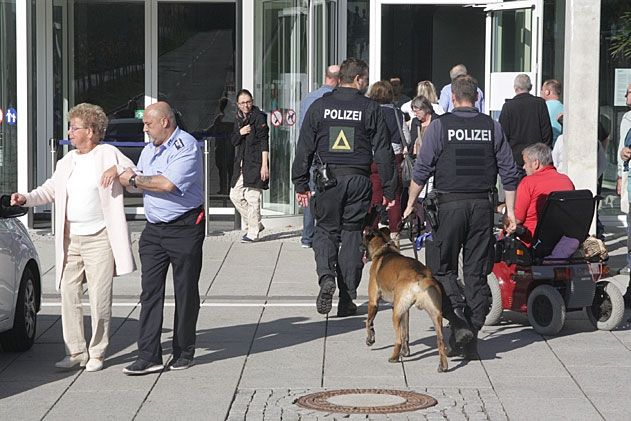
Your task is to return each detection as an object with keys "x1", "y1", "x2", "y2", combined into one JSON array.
[
  {"x1": 337, "y1": 300, "x2": 357, "y2": 317},
  {"x1": 445, "y1": 325, "x2": 463, "y2": 358},
  {"x1": 336, "y1": 290, "x2": 357, "y2": 317},
  {"x1": 450, "y1": 307, "x2": 474, "y2": 348},
  {"x1": 462, "y1": 330, "x2": 479, "y2": 360},
  {"x1": 316, "y1": 276, "x2": 336, "y2": 315}
]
